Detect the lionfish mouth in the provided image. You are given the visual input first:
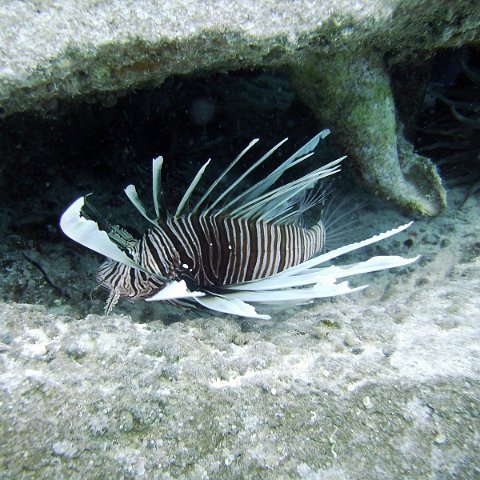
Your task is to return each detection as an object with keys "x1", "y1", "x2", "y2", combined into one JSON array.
[{"x1": 60, "y1": 130, "x2": 419, "y2": 319}]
